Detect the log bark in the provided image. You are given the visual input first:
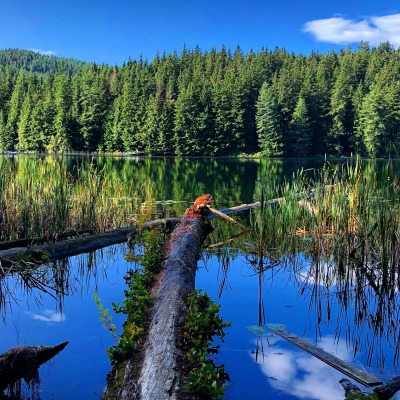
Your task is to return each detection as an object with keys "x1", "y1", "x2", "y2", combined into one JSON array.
[
  {"x1": 340, "y1": 376, "x2": 400, "y2": 399},
  {"x1": 0, "y1": 218, "x2": 181, "y2": 270},
  {"x1": 120, "y1": 195, "x2": 213, "y2": 400},
  {"x1": 0, "y1": 342, "x2": 68, "y2": 391},
  {"x1": 340, "y1": 378, "x2": 362, "y2": 396},
  {"x1": 0, "y1": 229, "x2": 93, "y2": 251},
  {"x1": 374, "y1": 375, "x2": 400, "y2": 399}
]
